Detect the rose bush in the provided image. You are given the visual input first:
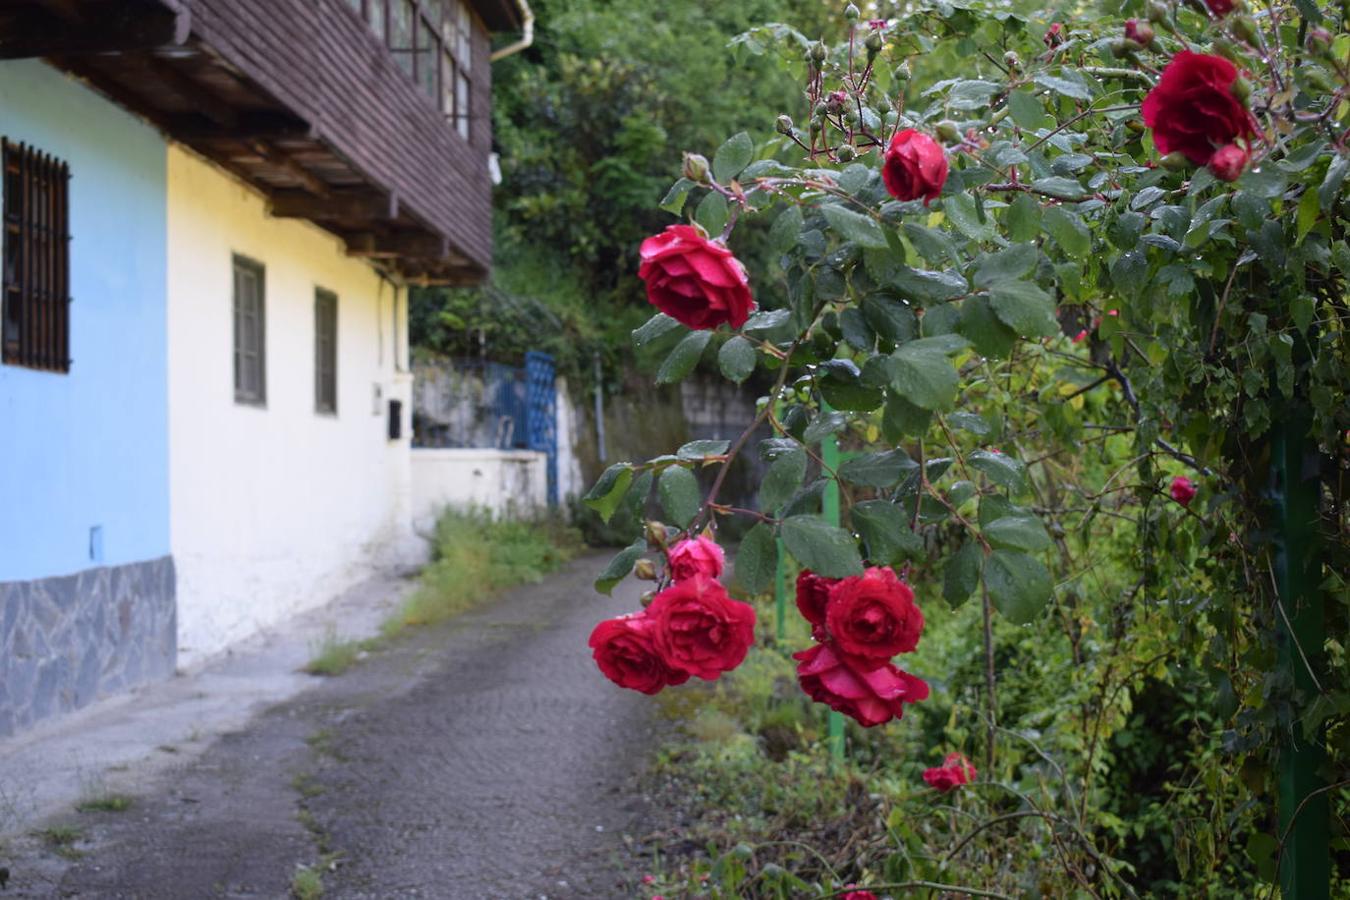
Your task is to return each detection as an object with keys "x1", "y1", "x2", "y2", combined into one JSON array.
[
  {"x1": 824, "y1": 566, "x2": 924, "y2": 661},
  {"x1": 637, "y1": 224, "x2": 755, "y2": 330},
  {"x1": 794, "y1": 642, "x2": 929, "y2": 728},
  {"x1": 666, "y1": 534, "x2": 726, "y2": 581},
  {"x1": 648, "y1": 576, "x2": 757, "y2": 680},
  {"x1": 588, "y1": 613, "x2": 690, "y2": 695}
]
